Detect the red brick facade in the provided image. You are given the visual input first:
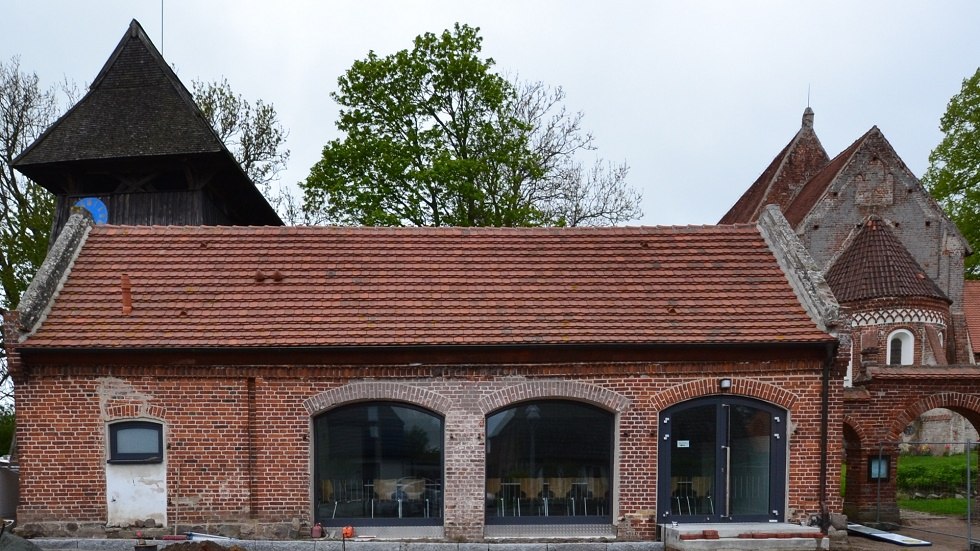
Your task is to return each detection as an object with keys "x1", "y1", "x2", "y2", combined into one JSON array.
[
  {"x1": 843, "y1": 369, "x2": 980, "y2": 522},
  {"x1": 7, "y1": 352, "x2": 842, "y2": 540}
]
